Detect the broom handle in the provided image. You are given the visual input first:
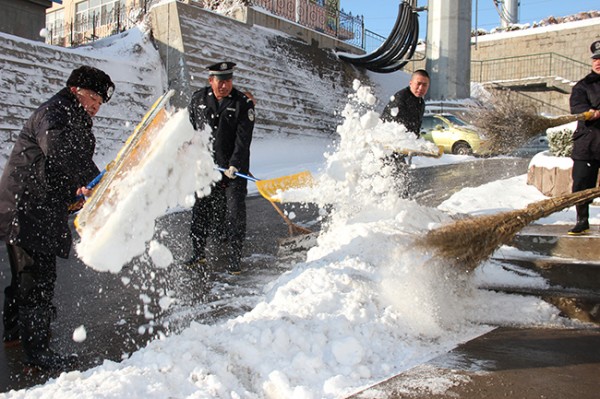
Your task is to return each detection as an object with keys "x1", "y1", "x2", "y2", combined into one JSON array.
[{"x1": 550, "y1": 111, "x2": 594, "y2": 126}]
